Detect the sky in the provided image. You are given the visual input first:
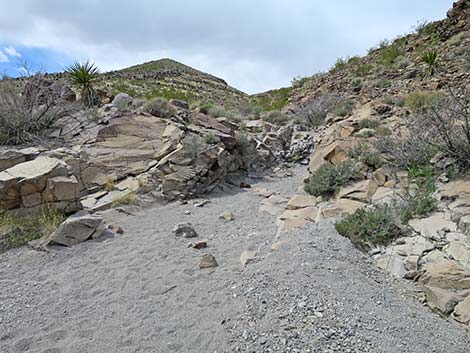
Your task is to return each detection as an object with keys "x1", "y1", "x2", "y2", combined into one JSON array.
[{"x1": 0, "y1": 0, "x2": 455, "y2": 93}]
